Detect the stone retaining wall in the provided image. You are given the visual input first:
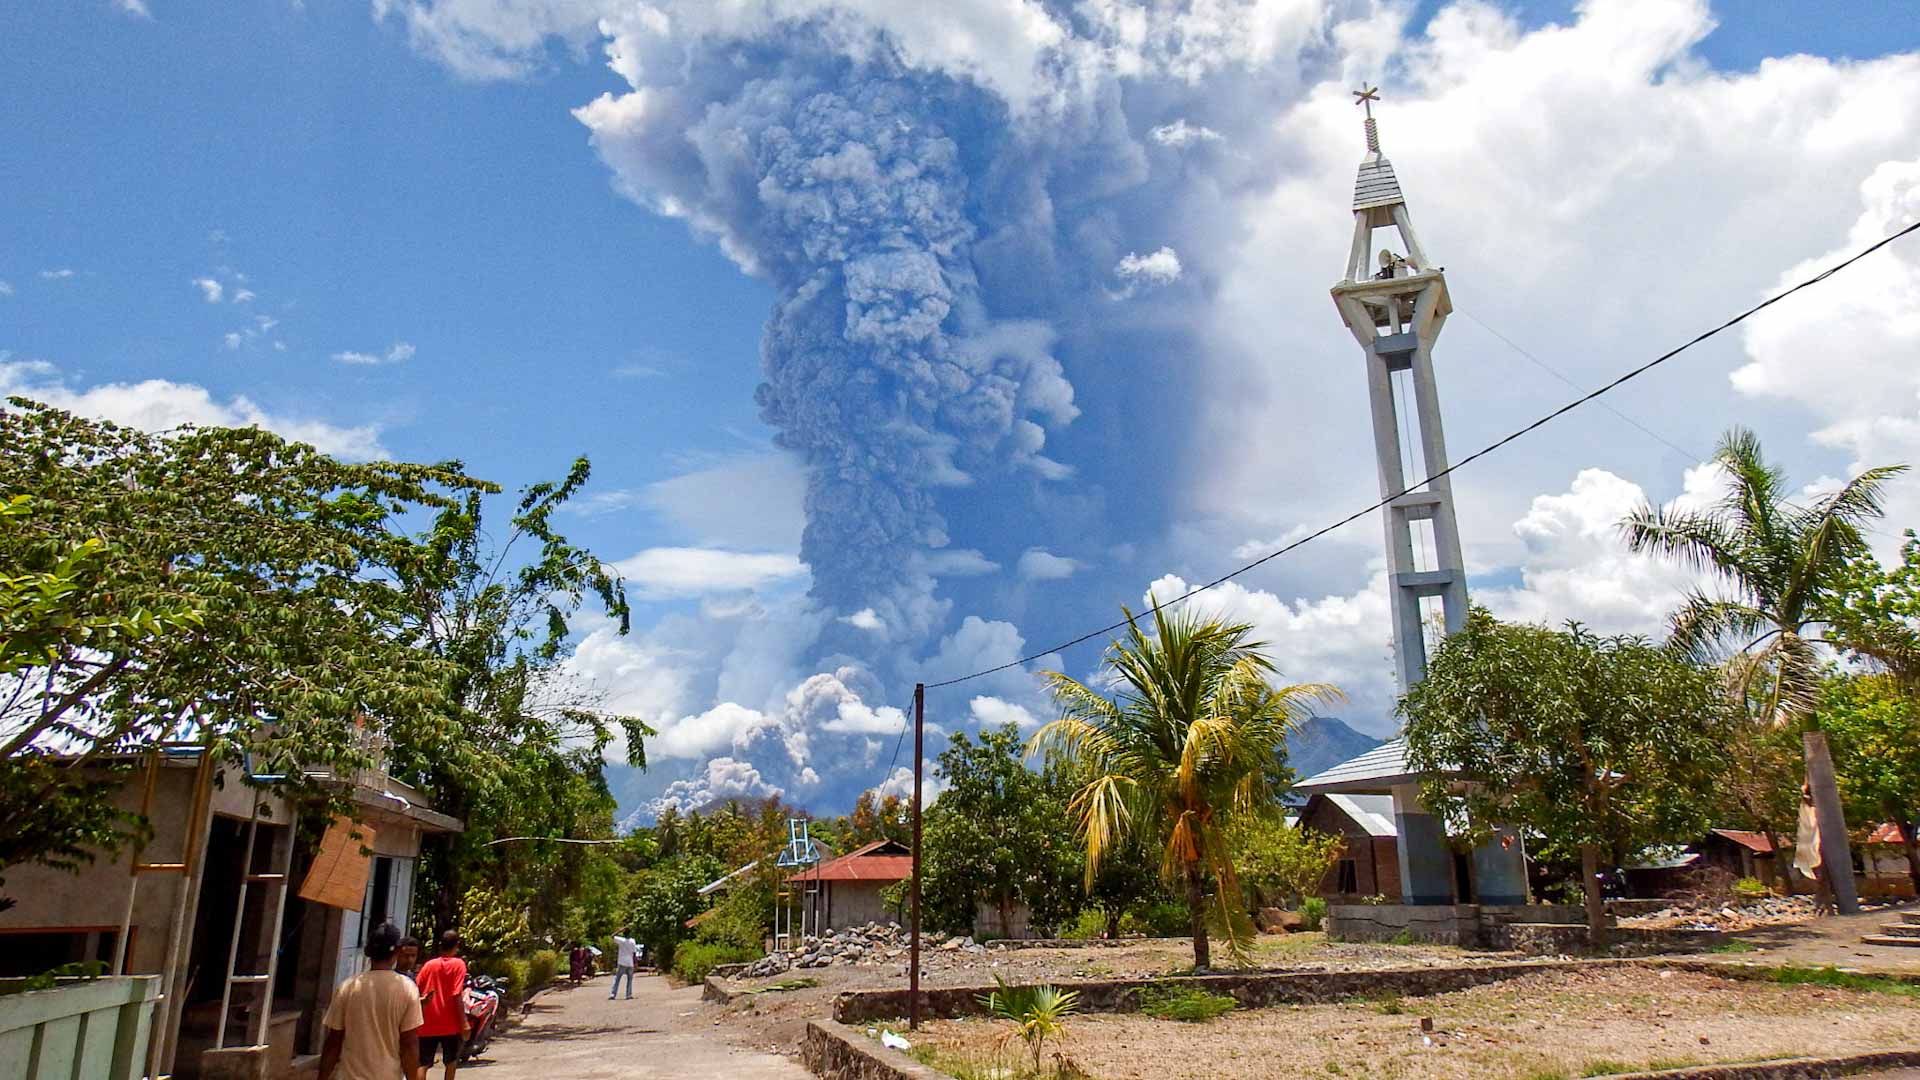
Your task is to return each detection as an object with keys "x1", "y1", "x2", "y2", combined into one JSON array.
[
  {"x1": 1329, "y1": 903, "x2": 1590, "y2": 948},
  {"x1": 1600, "y1": 1050, "x2": 1920, "y2": 1079},
  {"x1": 830, "y1": 958, "x2": 1627, "y2": 1024},
  {"x1": 802, "y1": 1020, "x2": 950, "y2": 1080}
]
